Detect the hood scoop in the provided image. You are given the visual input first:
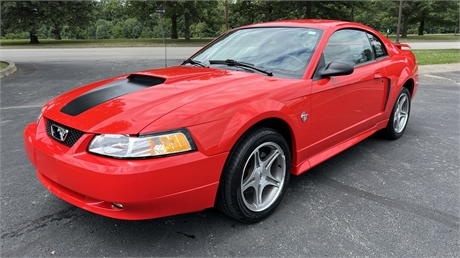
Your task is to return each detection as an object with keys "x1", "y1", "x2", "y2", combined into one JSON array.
[{"x1": 60, "y1": 74, "x2": 166, "y2": 116}]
